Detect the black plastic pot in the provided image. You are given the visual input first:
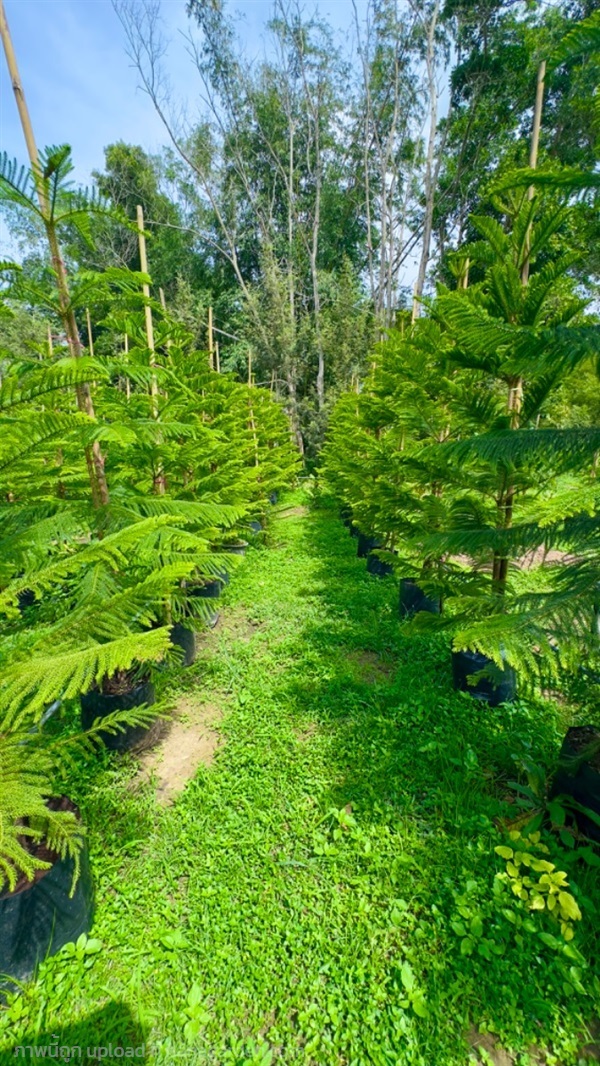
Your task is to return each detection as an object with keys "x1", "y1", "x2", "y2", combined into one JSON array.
[
  {"x1": 221, "y1": 541, "x2": 248, "y2": 557},
  {"x1": 170, "y1": 623, "x2": 196, "y2": 667},
  {"x1": 551, "y1": 726, "x2": 600, "y2": 843},
  {"x1": 269, "y1": 491, "x2": 278, "y2": 505},
  {"x1": 340, "y1": 506, "x2": 352, "y2": 528},
  {"x1": 249, "y1": 520, "x2": 263, "y2": 534},
  {"x1": 214, "y1": 567, "x2": 230, "y2": 588},
  {"x1": 188, "y1": 579, "x2": 223, "y2": 626},
  {"x1": 399, "y1": 578, "x2": 441, "y2": 619},
  {"x1": 80, "y1": 678, "x2": 159, "y2": 753},
  {"x1": 357, "y1": 533, "x2": 380, "y2": 559},
  {"x1": 0, "y1": 802, "x2": 94, "y2": 988},
  {"x1": 190, "y1": 579, "x2": 222, "y2": 600},
  {"x1": 366, "y1": 551, "x2": 394, "y2": 578},
  {"x1": 451, "y1": 649, "x2": 516, "y2": 706}
]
